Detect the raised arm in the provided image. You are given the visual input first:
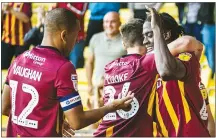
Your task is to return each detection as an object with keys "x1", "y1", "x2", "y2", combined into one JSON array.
[
  {"x1": 147, "y1": 7, "x2": 186, "y2": 81},
  {"x1": 169, "y1": 35, "x2": 203, "y2": 60}
]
